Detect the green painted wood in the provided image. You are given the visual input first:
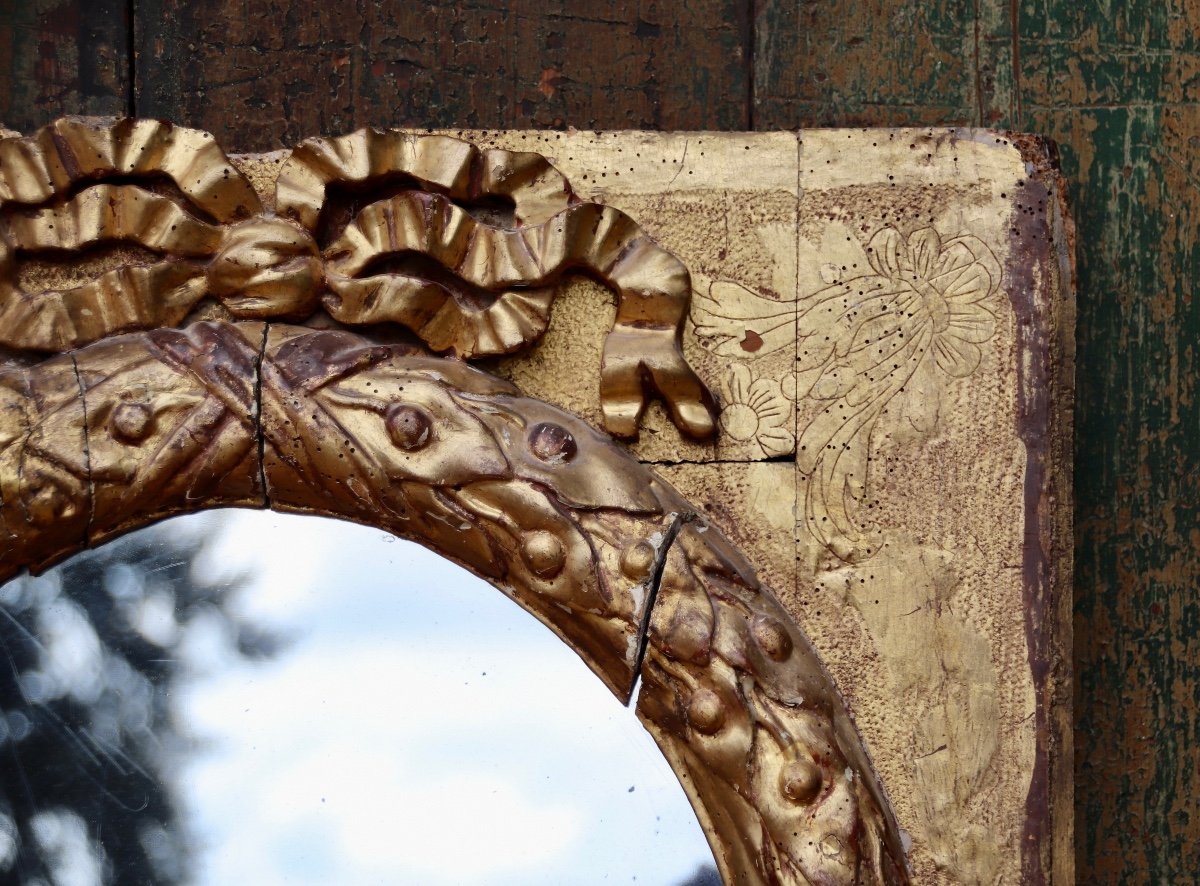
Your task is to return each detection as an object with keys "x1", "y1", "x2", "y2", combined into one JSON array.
[
  {"x1": 753, "y1": 0, "x2": 979, "y2": 127},
  {"x1": 0, "y1": 0, "x2": 130, "y2": 130},
  {"x1": 756, "y1": 1, "x2": 1200, "y2": 881},
  {"x1": 0, "y1": 1, "x2": 1195, "y2": 880}
]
